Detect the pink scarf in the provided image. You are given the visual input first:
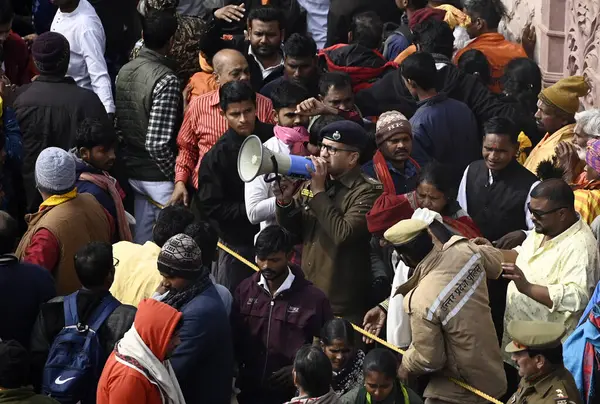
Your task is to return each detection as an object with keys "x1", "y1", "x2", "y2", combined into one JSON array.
[
  {"x1": 274, "y1": 125, "x2": 310, "y2": 156},
  {"x1": 78, "y1": 171, "x2": 133, "y2": 242}
]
